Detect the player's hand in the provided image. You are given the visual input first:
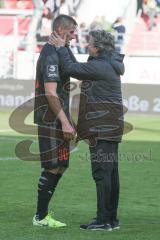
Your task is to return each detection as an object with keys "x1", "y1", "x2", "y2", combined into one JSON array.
[
  {"x1": 48, "y1": 31, "x2": 66, "y2": 47},
  {"x1": 62, "y1": 122, "x2": 76, "y2": 141}
]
